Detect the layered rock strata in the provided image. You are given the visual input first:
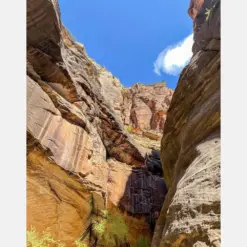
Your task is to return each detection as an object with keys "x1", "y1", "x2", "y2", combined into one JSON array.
[
  {"x1": 26, "y1": 0, "x2": 170, "y2": 246},
  {"x1": 151, "y1": 0, "x2": 220, "y2": 246},
  {"x1": 122, "y1": 83, "x2": 173, "y2": 132}
]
